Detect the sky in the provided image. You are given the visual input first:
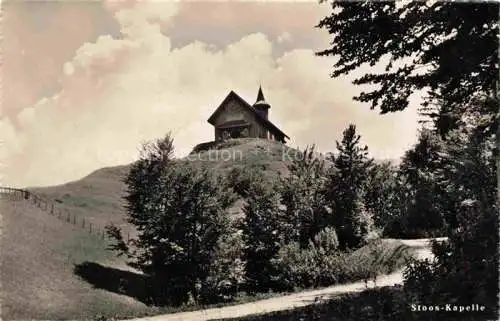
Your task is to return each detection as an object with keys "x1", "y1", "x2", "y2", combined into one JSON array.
[{"x1": 0, "y1": 0, "x2": 420, "y2": 188}]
